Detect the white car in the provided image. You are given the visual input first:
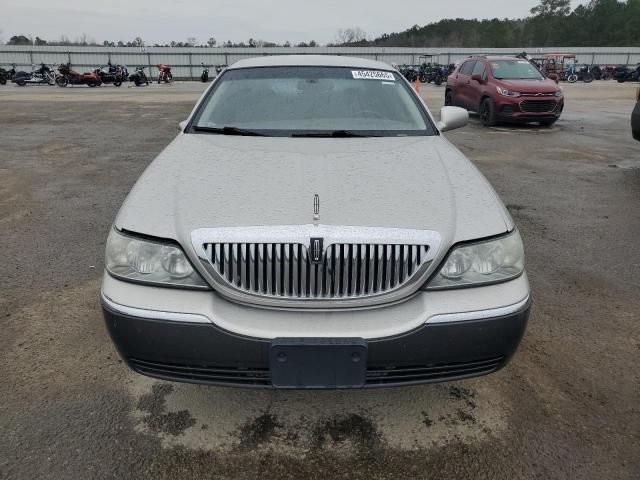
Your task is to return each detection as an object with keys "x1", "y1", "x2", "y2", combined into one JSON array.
[{"x1": 101, "y1": 55, "x2": 530, "y2": 389}]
